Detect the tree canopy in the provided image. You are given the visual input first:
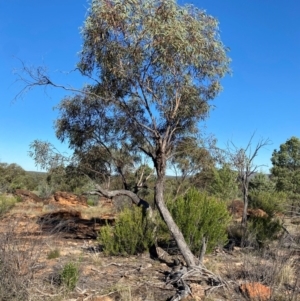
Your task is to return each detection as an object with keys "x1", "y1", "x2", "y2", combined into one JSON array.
[
  {"x1": 0, "y1": 163, "x2": 41, "y2": 193},
  {"x1": 55, "y1": 0, "x2": 230, "y2": 177},
  {"x1": 271, "y1": 136, "x2": 300, "y2": 195}
]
